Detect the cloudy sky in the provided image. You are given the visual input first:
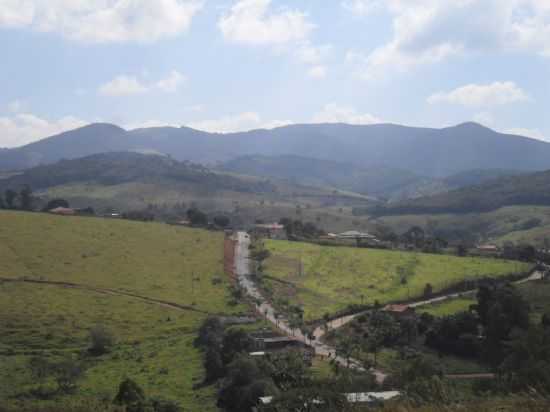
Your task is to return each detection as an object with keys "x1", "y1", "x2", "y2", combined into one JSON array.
[{"x1": 1, "y1": 0, "x2": 550, "y2": 147}]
